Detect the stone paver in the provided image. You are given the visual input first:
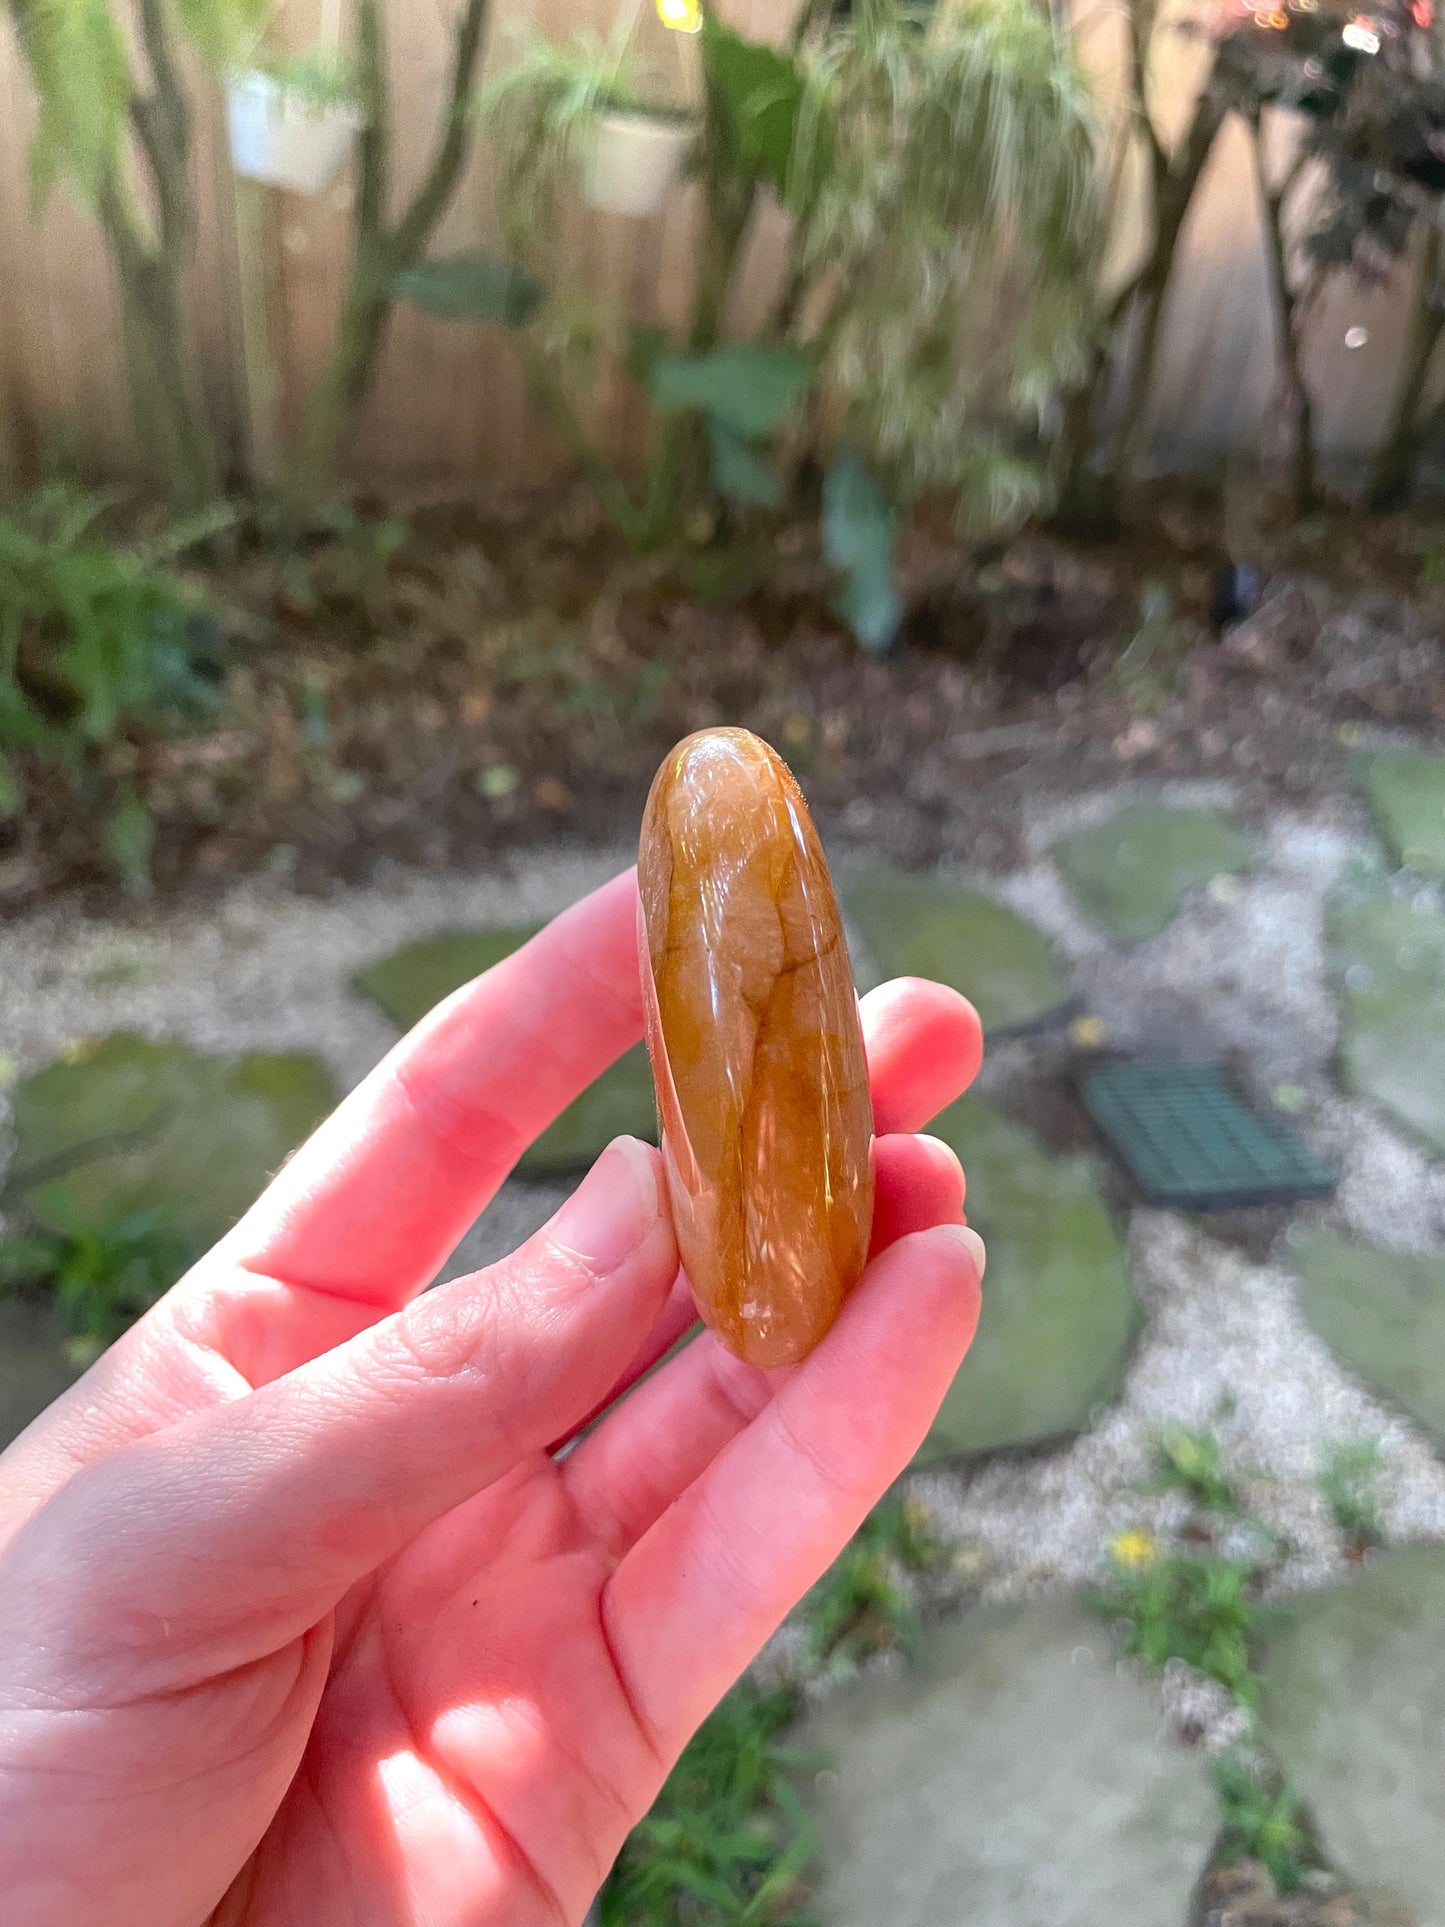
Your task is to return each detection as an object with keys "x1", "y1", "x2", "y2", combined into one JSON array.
[
  {"x1": 843, "y1": 872, "x2": 1070, "y2": 1033},
  {"x1": 1053, "y1": 801, "x2": 1256, "y2": 942},
  {"x1": 352, "y1": 927, "x2": 656, "y2": 1173},
  {"x1": 1261, "y1": 1543, "x2": 1445, "y2": 1926},
  {"x1": 2, "y1": 1032, "x2": 335, "y2": 1250},
  {"x1": 918, "y1": 1096, "x2": 1139, "y2": 1459},
  {"x1": 1329, "y1": 886, "x2": 1445, "y2": 1155},
  {"x1": 353, "y1": 927, "x2": 534, "y2": 1027},
  {"x1": 802, "y1": 1593, "x2": 1218, "y2": 1927},
  {"x1": 354, "y1": 921, "x2": 655, "y2": 1171},
  {"x1": 1359, "y1": 750, "x2": 1445, "y2": 880},
  {"x1": 1290, "y1": 1229, "x2": 1445, "y2": 1446}
]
